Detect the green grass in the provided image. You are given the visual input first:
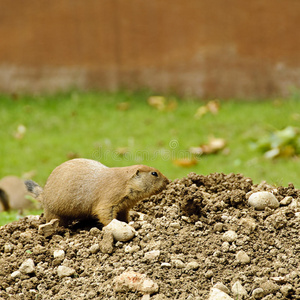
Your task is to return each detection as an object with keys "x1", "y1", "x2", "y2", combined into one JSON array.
[{"x1": 1, "y1": 90, "x2": 300, "y2": 224}]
